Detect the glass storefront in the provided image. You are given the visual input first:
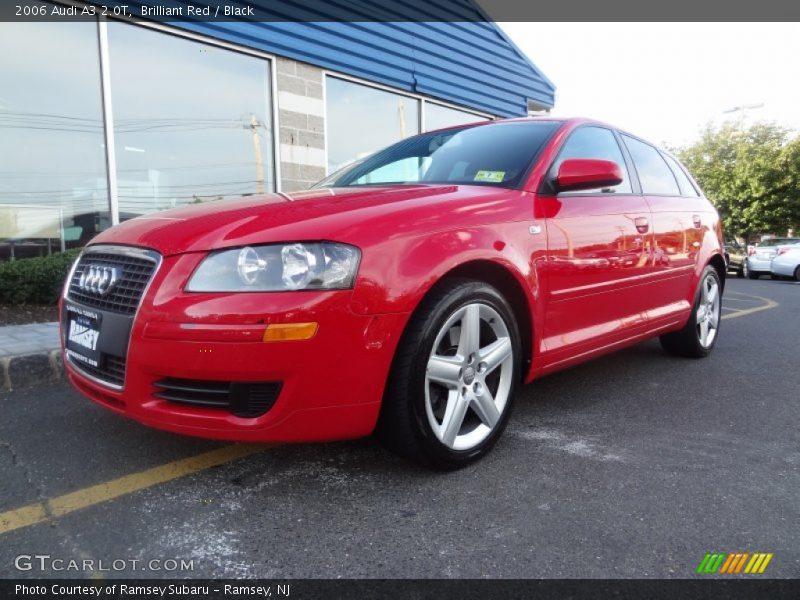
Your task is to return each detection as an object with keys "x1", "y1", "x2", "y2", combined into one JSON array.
[
  {"x1": 0, "y1": 9, "x2": 275, "y2": 260},
  {"x1": 326, "y1": 77, "x2": 420, "y2": 173},
  {"x1": 107, "y1": 23, "x2": 275, "y2": 219},
  {"x1": 326, "y1": 76, "x2": 489, "y2": 175},
  {"x1": 425, "y1": 102, "x2": 489, "y2": 131},
  {"x1": 0, "y1": 19, "x2": 109, "y2": 260},
  {"x1": 1, "y1": 6, "x2": 492, "y2": 262}
]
